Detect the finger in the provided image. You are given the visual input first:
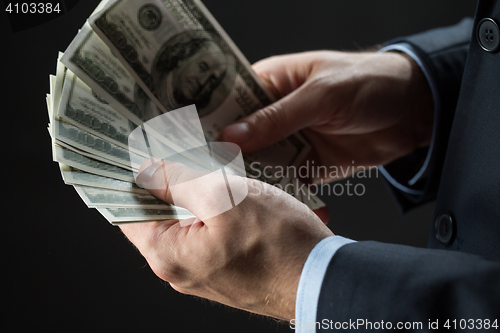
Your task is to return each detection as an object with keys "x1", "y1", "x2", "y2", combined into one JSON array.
[
  {"x1": 220, "y1": 83, "x2": 318, "y2": 152},
  {"x1": 220, "y1": 54, "x2": 318, "y2": 152},
  {"x1": 252, "y1": 54, "x2": 310, "y2": 98}
]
